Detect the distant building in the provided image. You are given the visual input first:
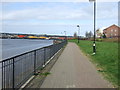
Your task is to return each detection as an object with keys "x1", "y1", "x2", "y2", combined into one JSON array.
[
  {"x1": 28, "y1": 36, "x2": 38, "y2": 39},
  {"x1": 0, "y1": 33, "x2": 9, "y2": 38},
  {"x1": 103, "y1": 24, "x2": 120, "y2": 38},
  {"x1": 17, "y1": 35, "x2": 26, "y2": 38},
  {"x1": 96, "y1": 27, "x2": 106, "y2": 38},
  {"x1": 39, "y1": 36, "x2": 48, "y2": 39}
]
